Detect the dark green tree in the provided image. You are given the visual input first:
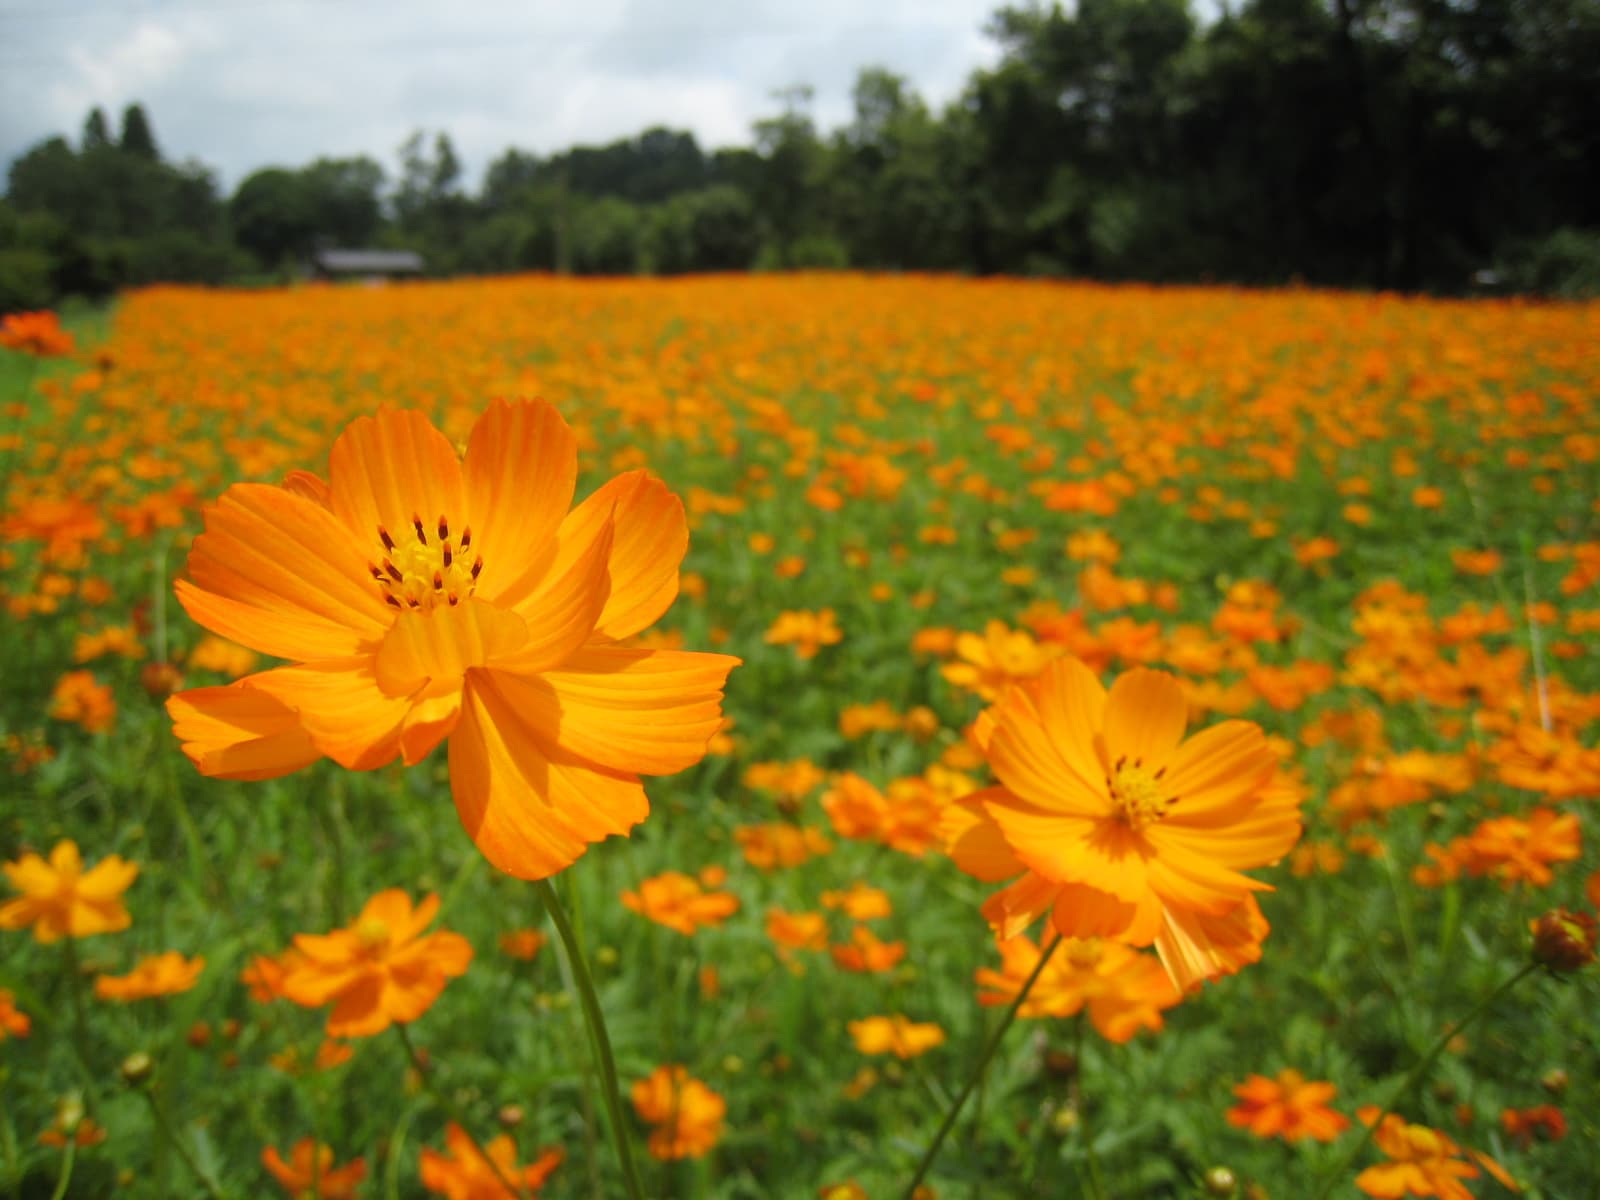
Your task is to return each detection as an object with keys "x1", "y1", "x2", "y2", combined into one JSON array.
[{"x1": 119, "y1": 103, "x2": 159, "y2": 159}]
